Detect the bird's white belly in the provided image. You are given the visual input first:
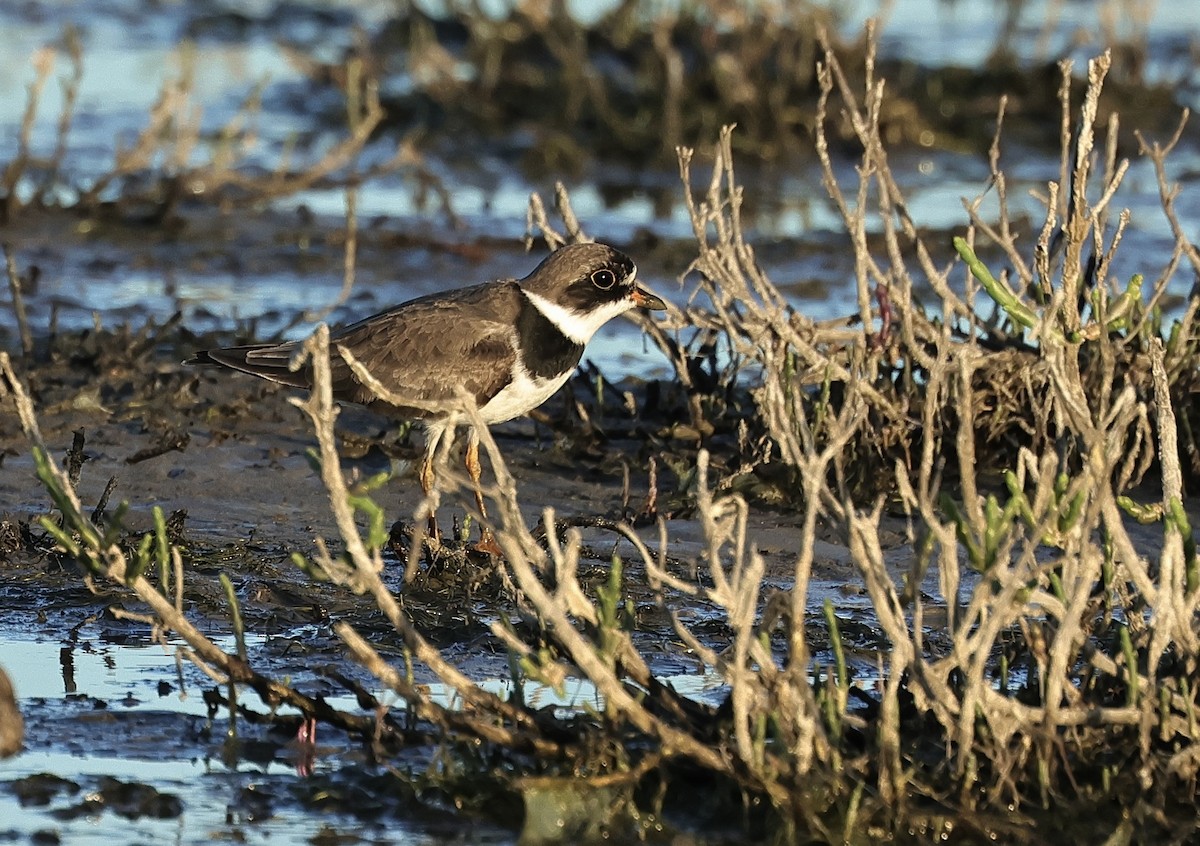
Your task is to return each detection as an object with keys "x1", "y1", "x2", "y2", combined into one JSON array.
[{"x1": 478, "y1": 365, "x2": 575, "y2": 424}]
